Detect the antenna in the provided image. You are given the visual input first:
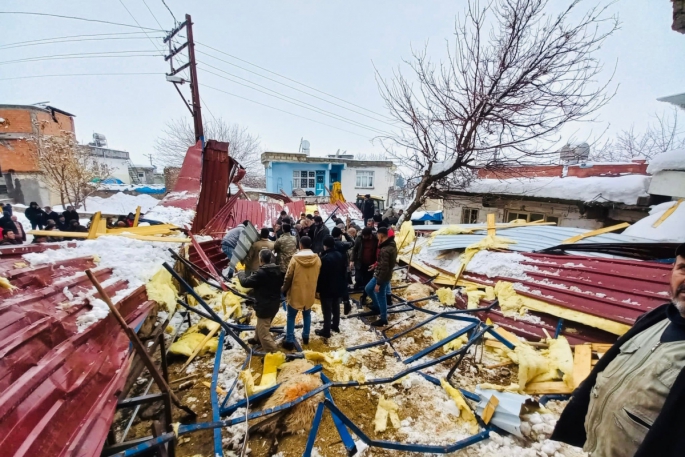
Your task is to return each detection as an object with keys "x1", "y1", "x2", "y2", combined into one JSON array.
[{"x1": 298, "y1": 137, "x2": 303, "y2": 153}]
